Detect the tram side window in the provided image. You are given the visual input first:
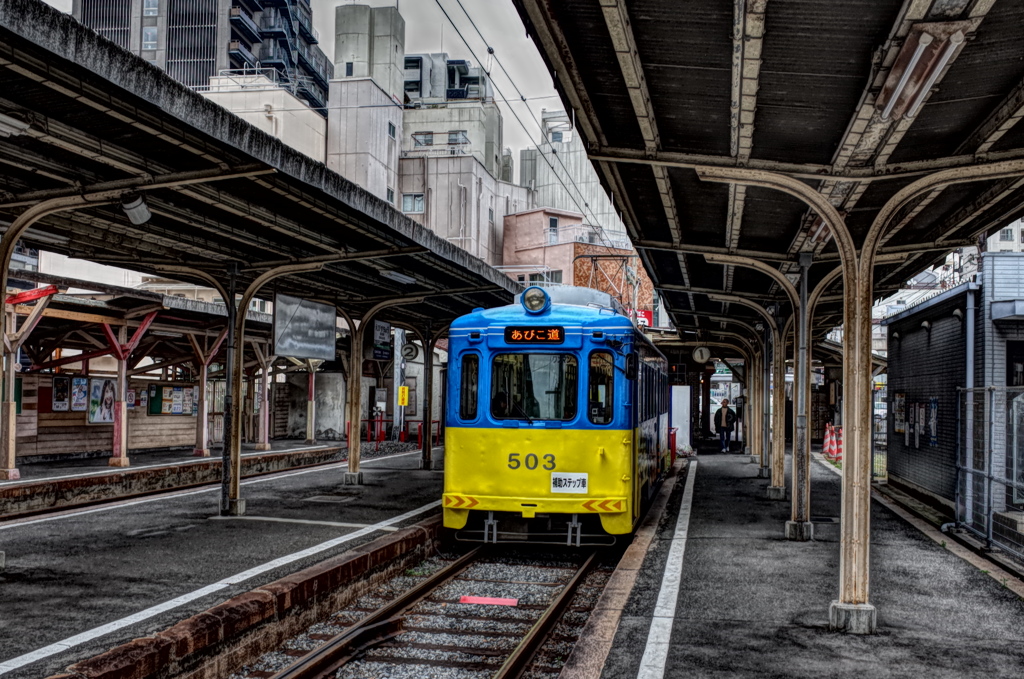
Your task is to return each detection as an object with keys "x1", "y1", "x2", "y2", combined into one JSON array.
[
  {"x1": 589, "y1": 351, "x2": 615, "y2": 424},
  {"x1": 460, "y1": 354, "x2": 479, "y2": 419}
]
